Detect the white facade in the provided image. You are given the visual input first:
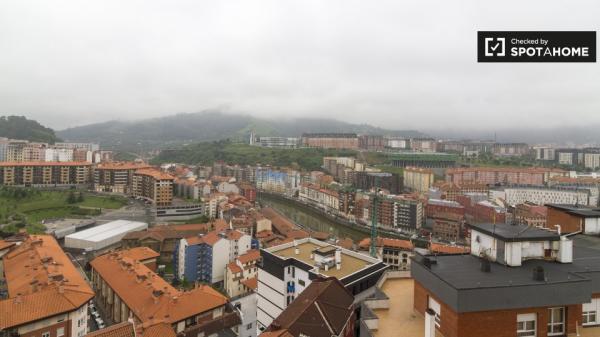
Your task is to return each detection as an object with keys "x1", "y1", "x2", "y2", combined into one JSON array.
[
  {"x1": 16, "y1": 304, "x2": 88, "y2": 337},
  {"x1": 584, "y1": 153, "x2": 600, "y2": 170},
  {"x1": 65, "y1": 220, "x2": 148, "y2": 250},
  {"x1": 492, "y1": 187, "x2": 591, "y2": 206},
  {"x1": 256, "y1": 265, "x2": 311, "y2": 333},
  {"x1": 470, "y1": 228, "x2": 572, "y2": 267},
  {"x1": 232, "y1": 293, "x2": 258, "y2": 337},
  {"x1": 584, "y1": 217, "x2": 600, "y2": 234},
  {"x1": 217, "y1": 182, "x2": 240, "y2": 194},
  {"x1": 211, "y1": 239, "x2": 230, "y2": 284}
]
